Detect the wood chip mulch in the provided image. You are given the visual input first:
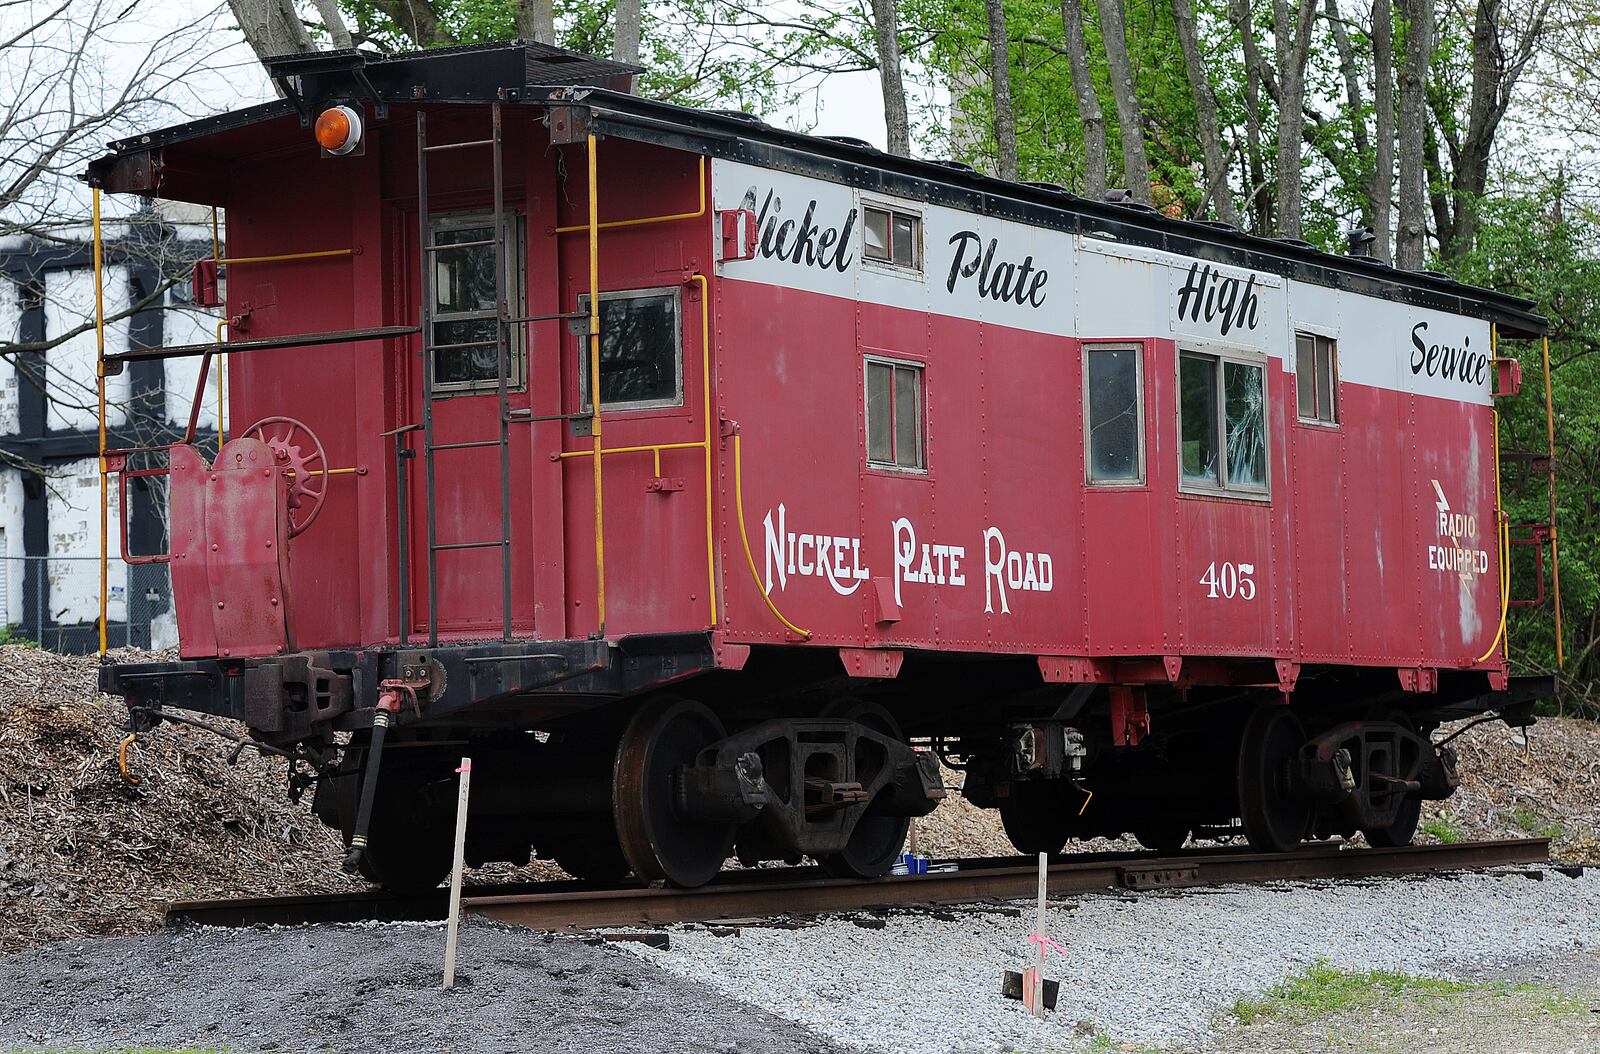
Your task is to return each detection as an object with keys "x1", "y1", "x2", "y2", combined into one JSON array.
[{"x1": 0, "y1": 645, "x2": 361, "y2": 954}]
